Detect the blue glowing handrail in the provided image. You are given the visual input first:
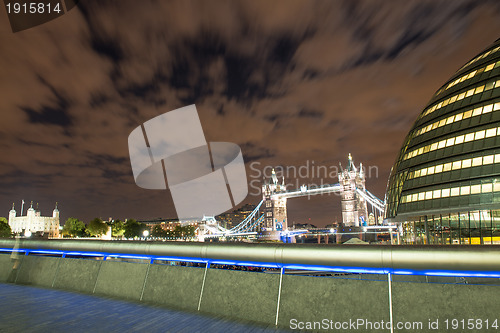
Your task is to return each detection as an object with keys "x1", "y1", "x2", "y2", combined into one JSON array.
[{"x1": 3, "y1": 247, "x2": 500, "y2": 278}]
